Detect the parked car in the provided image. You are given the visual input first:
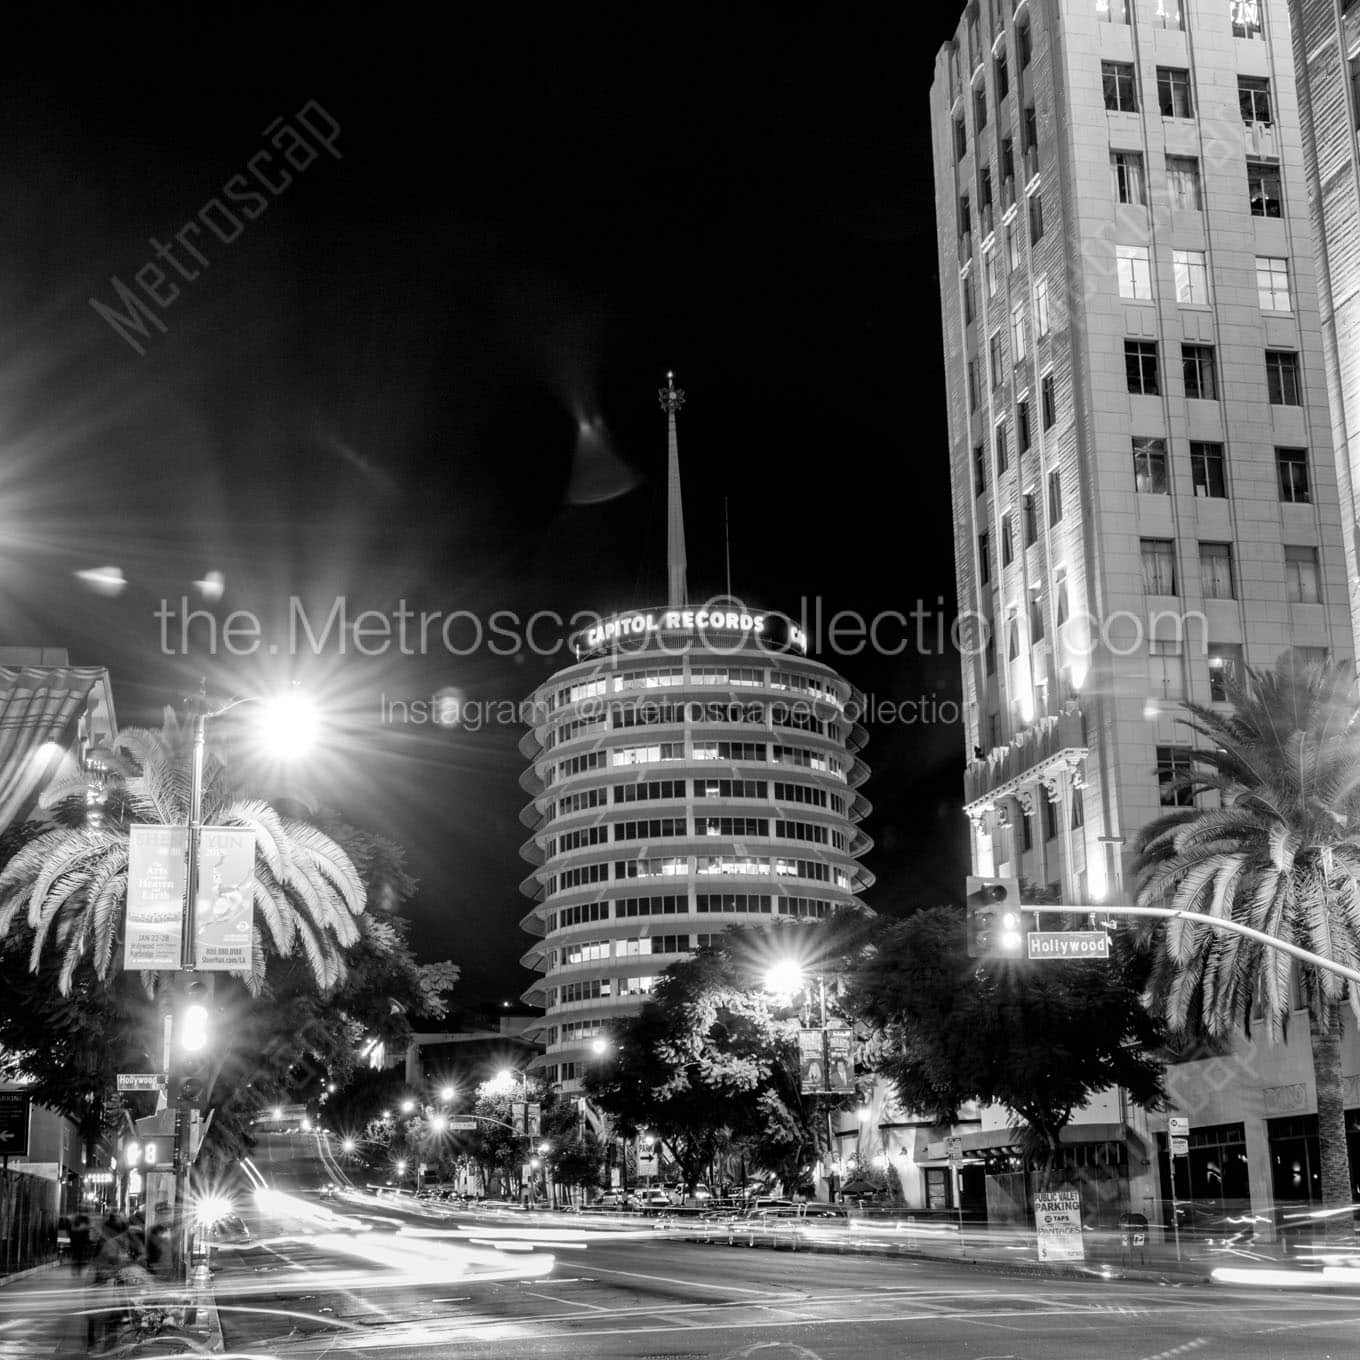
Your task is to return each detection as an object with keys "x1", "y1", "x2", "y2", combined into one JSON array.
[
  {"x1": 592, "y1": 1190, "x2": 638, "y2": 1210},
  {"x1": 726, "y1": 1202, "x2": 847, "y2": 1249},
  {"x1": 638, "y1": 1190, "x2": 673, "y2": 1211}
]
